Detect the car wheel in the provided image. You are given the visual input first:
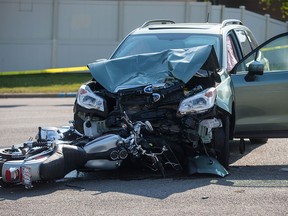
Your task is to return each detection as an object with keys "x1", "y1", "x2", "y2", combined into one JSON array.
[
  {"x1": 214, "y1": 115, "x2": 230, "y2": 169},
  {"x1": 249, "y1": 138, "x2": 268, "y2": 144}
]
